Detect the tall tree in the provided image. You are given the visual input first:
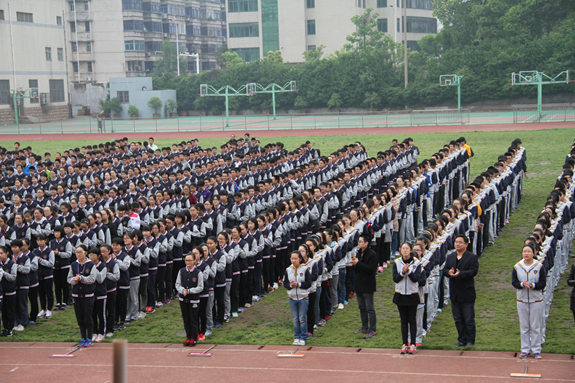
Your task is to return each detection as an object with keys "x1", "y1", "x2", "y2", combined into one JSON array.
[{"x1": 152, "y1": 41, "x2": 187, "y2": 77}]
